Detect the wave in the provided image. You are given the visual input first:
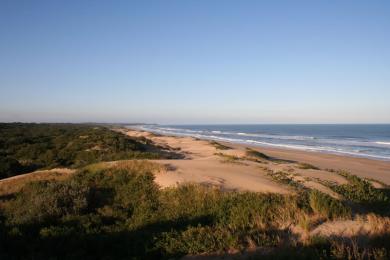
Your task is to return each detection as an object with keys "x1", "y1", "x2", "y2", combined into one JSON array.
[
  {"x1": 242, "y1": 139, "x2": 390, "y2": 160},
  {"x1": 132, "y1": 125, "x2": 390, "y2": 160},
  {"x1": 196, "y1": 134, "x2": 390, "y2": 160},
  {"x1": 236, "y1": 132, "x2": 316, "y2": 141},
  {"x1": 153, "y1": 128, "x2": 315, "y2": 142},
  {"x1": 375, "y1": 141, "x2": 390, "y2": 146},
  {"x1": 158, "y1": 127, "x2": 181, "y2": 131}
]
